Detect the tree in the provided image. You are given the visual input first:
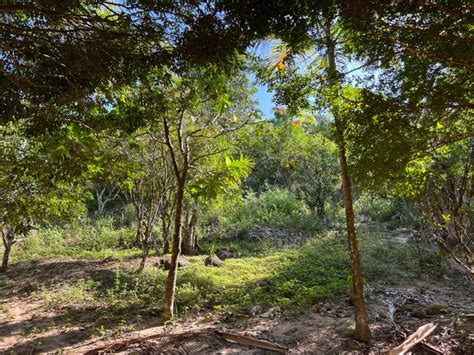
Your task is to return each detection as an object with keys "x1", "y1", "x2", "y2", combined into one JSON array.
[
  {"x1": 335, "y1": 2, "x2": 473, "y2": 275},
  {"x1": 256, "y1": 9, "x2": 373, "y2": 341},
  {"x1": 123, "y1": 135, "x2": 175, "y2": 271},
  {"x1": 236, "y1": 111, "x2": 340, "y2": 224},
  {"x1": 391, "y1": 139, "x2": 473, "y2": 279},
  {"x1": 337, "y1": 0, "x2": 473, "y2": 186},
  {"x1": 104, "y1": 66, "x2": 256, "y2": 320},
  {"x1": 93, "y1": 184, "x2": 121, "y2": 217},
  {"x1": 247, "y1": 0, "x2": 473, "y2": 339},
  {"x1": 0, "y1": 1, "x2": 263, "y2": 131},
  {"x1": 0, "y1": 122, "x2": 85, "y2": 272}
]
